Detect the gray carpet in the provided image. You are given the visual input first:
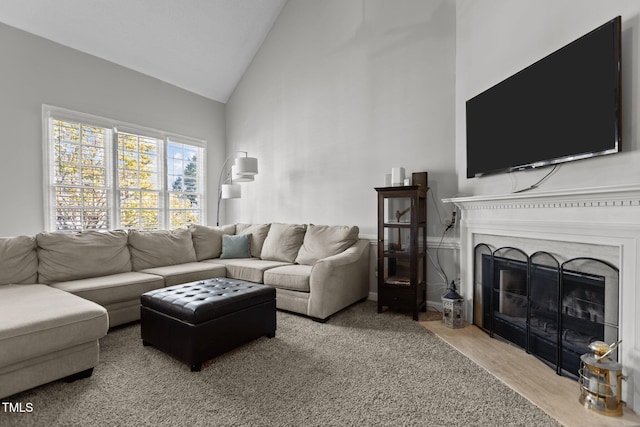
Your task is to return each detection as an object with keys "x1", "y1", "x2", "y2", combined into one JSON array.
[{"x1": 2, "y1": 301, "x2": 558, "y2": 426}]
